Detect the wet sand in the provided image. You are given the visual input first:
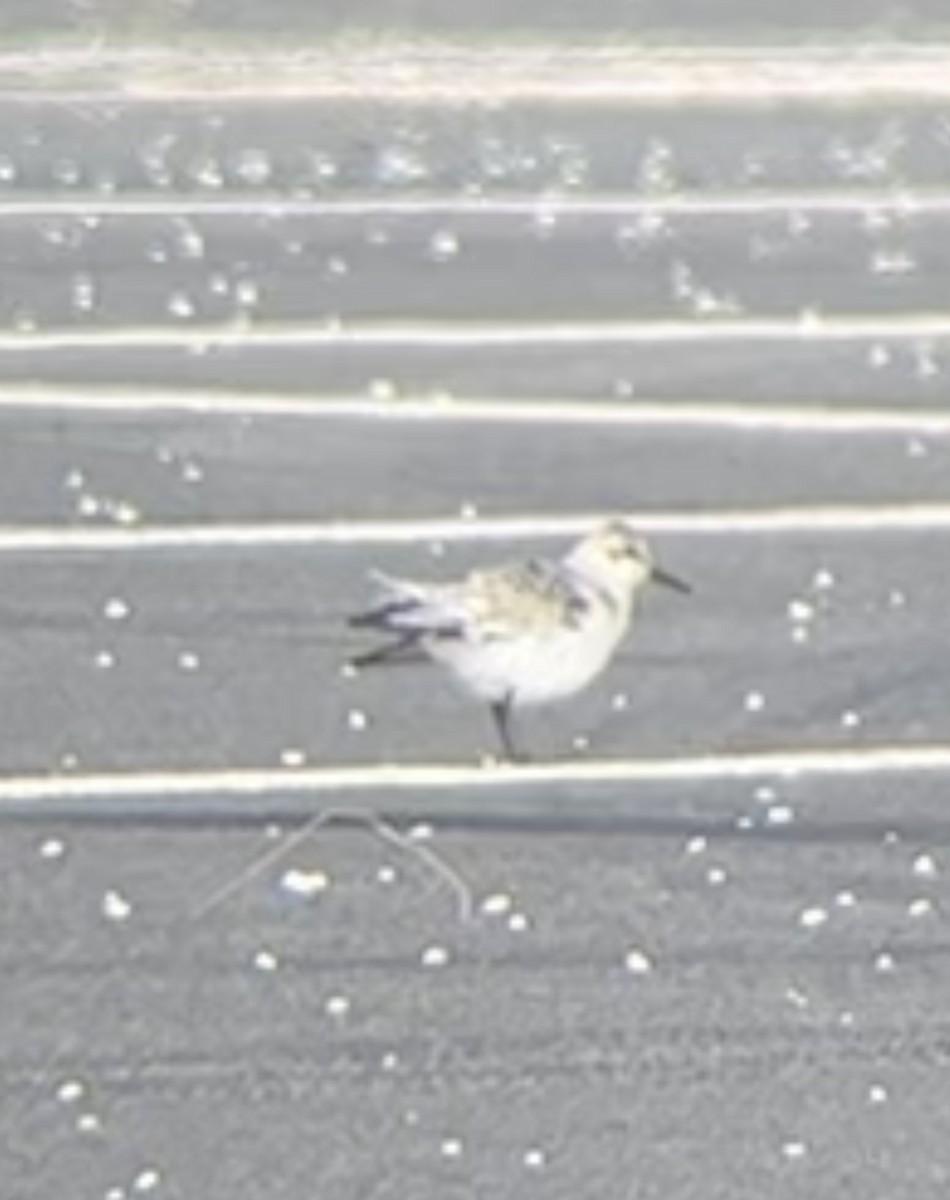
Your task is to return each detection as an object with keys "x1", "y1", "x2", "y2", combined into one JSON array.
[{"x1": 2, "y1": 27, "x2": 950, "y2": 1200}]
